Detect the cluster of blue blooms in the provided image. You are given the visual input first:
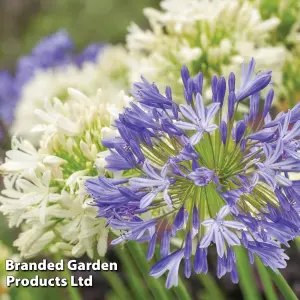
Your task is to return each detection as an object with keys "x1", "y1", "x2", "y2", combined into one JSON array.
[
  {"x1": 86, "y1": 58, "x2": 300, "y2": 288},
  {"x1": 0, "y1": 30, "x2": 103, "y2": 140}
]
